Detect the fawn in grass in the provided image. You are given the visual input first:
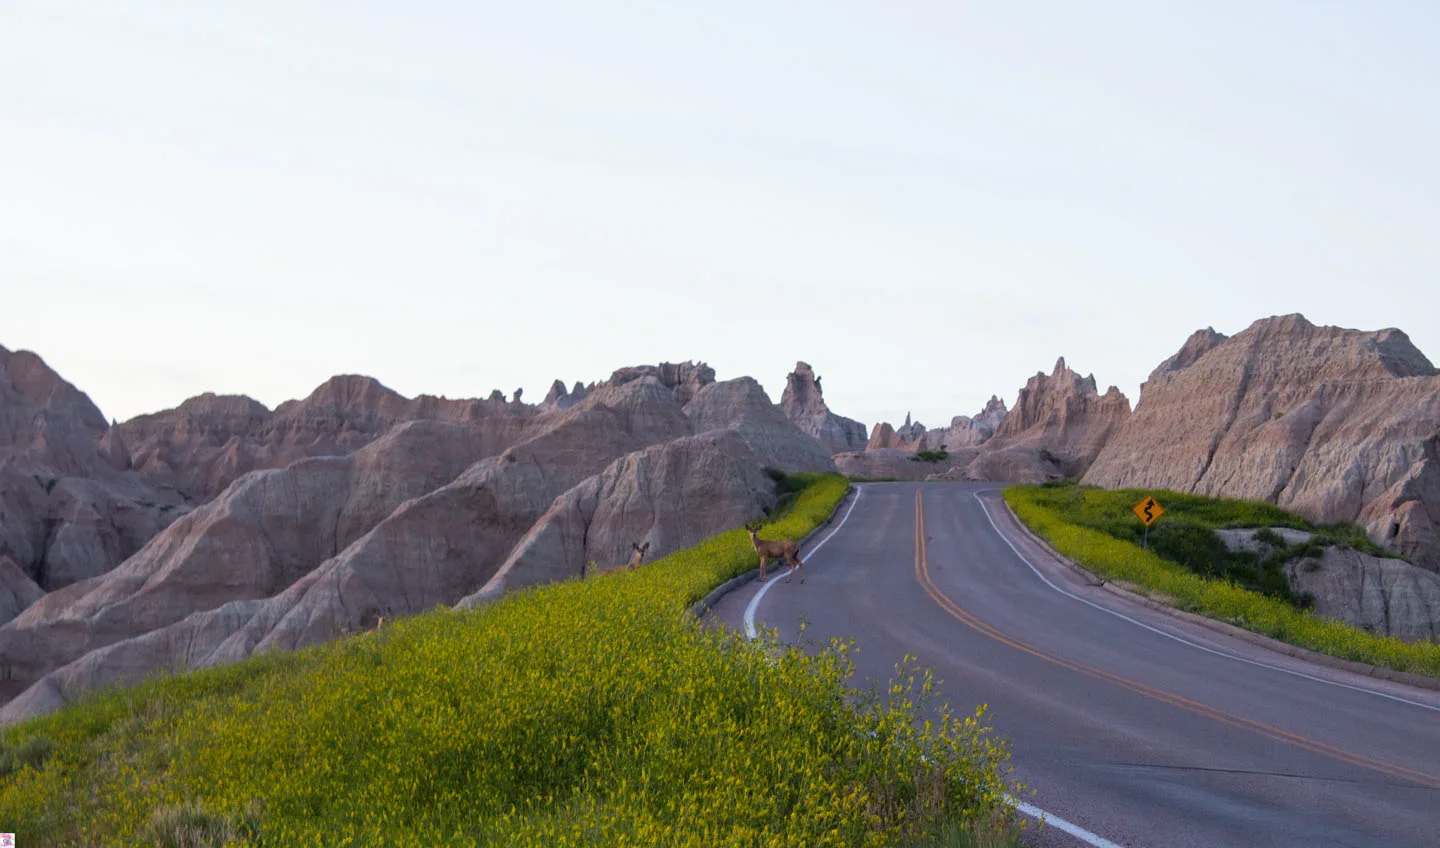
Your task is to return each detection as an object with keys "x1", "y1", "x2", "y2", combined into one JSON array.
[
  {"x1": 744, "y1": 522, "x2": 803, "y2": 583},
  {"x1": 582, "y1": 542, "x2": 648, "y2": 579},
  {"x1": 626, "y1": 541, "x2": 650, "y2": 571}
]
